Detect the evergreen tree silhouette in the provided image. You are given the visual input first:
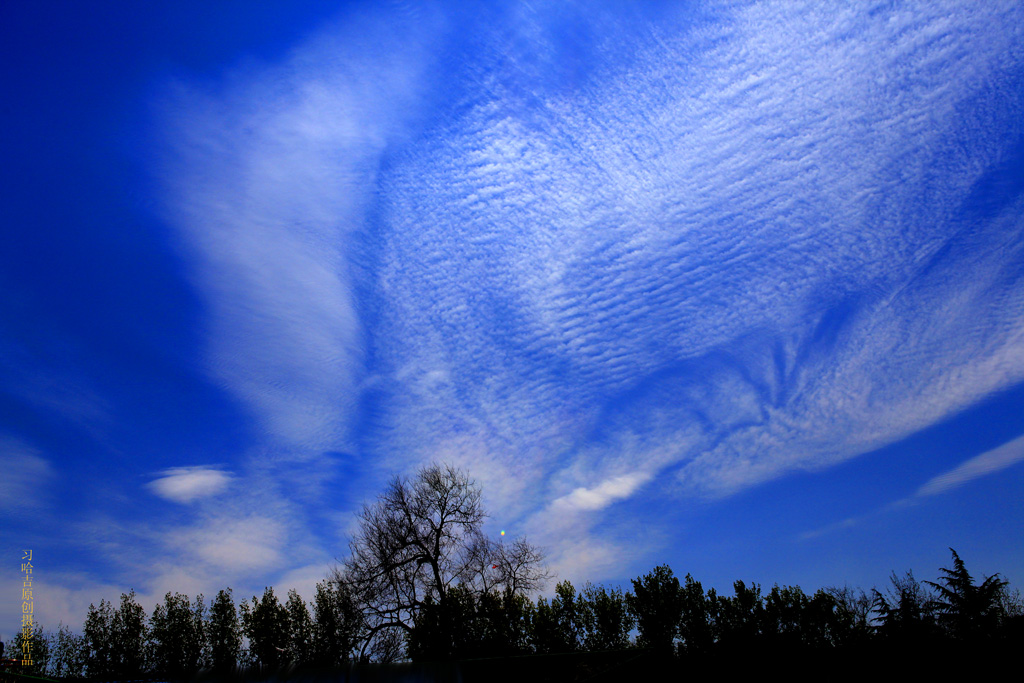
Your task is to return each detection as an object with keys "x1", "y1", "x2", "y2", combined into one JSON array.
[{"x1": 925, "y1": 548, "x2": 1007, "y2": 642}]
